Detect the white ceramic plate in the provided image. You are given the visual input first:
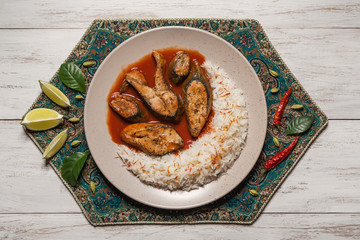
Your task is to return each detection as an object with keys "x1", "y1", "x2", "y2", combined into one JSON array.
[{"x1": 84, "y1": 26, "x2": 267, "y2": 210}]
